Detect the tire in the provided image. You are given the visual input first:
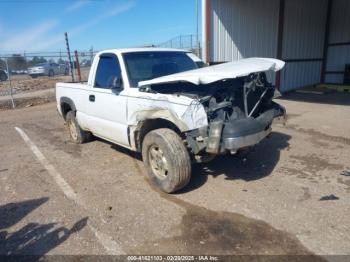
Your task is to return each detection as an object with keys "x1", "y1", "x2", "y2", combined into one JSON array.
[
  {"x1": 66, "y1": 111, "x2": 92, "y2": 144},
  {"x1": 48, "y1": 70, "x2": 54, "y2": 77},
  {"x1": 142, "y1": 128, "x2": 191, "y2": 193},
  {"x1": 30, "y1": 75, "x2": 38, "y2": 79}
]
